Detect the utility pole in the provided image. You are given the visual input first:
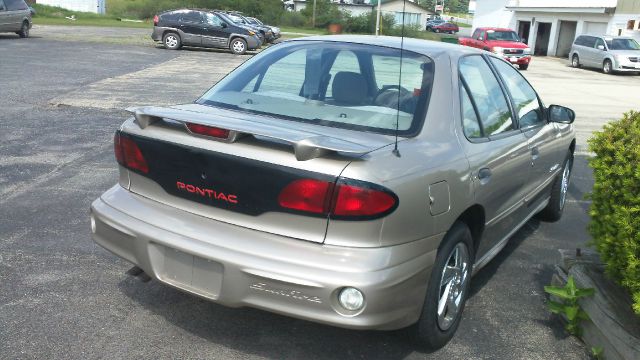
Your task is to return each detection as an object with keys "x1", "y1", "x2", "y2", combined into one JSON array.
[
  {"x1": 375, "y1": 0, "x2": 381, "y2": 35},
  {"x1": 312, "y1": 0, "x2": 317, "y2": 28}
]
